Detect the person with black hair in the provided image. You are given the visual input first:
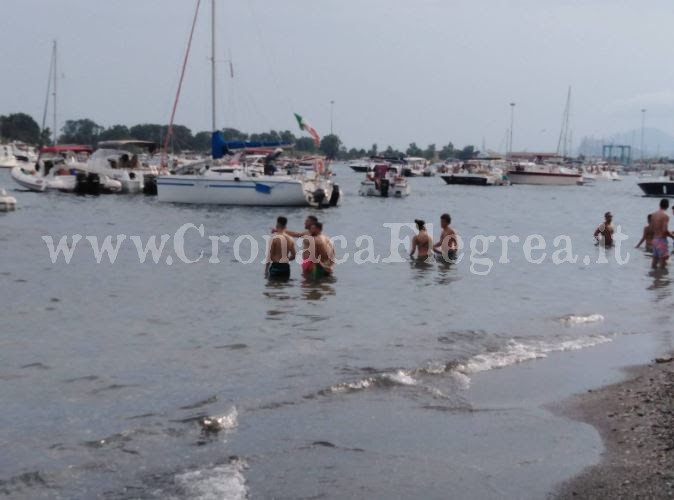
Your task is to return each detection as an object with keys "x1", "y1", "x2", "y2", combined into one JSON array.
[
  {"x1": 434, "y1": 213, "x2": 458, "y2": 261},
  {"x1": 265, "y1": 216, "x2": 296, "y2": 279},
  {"x1": 410, "y1": 219, "x2": 433, "y2": 261}
]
